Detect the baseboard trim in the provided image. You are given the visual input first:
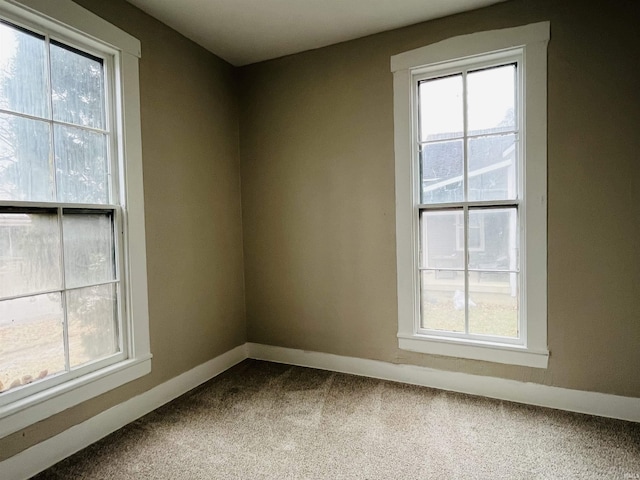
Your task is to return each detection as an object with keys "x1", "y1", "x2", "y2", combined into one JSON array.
[
  {"x1": 247, "y1": 343, "x2": 640, "y2": 423},
  {"x1": 2, "y1": 344, "x2": 248, "y2": 480}
]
